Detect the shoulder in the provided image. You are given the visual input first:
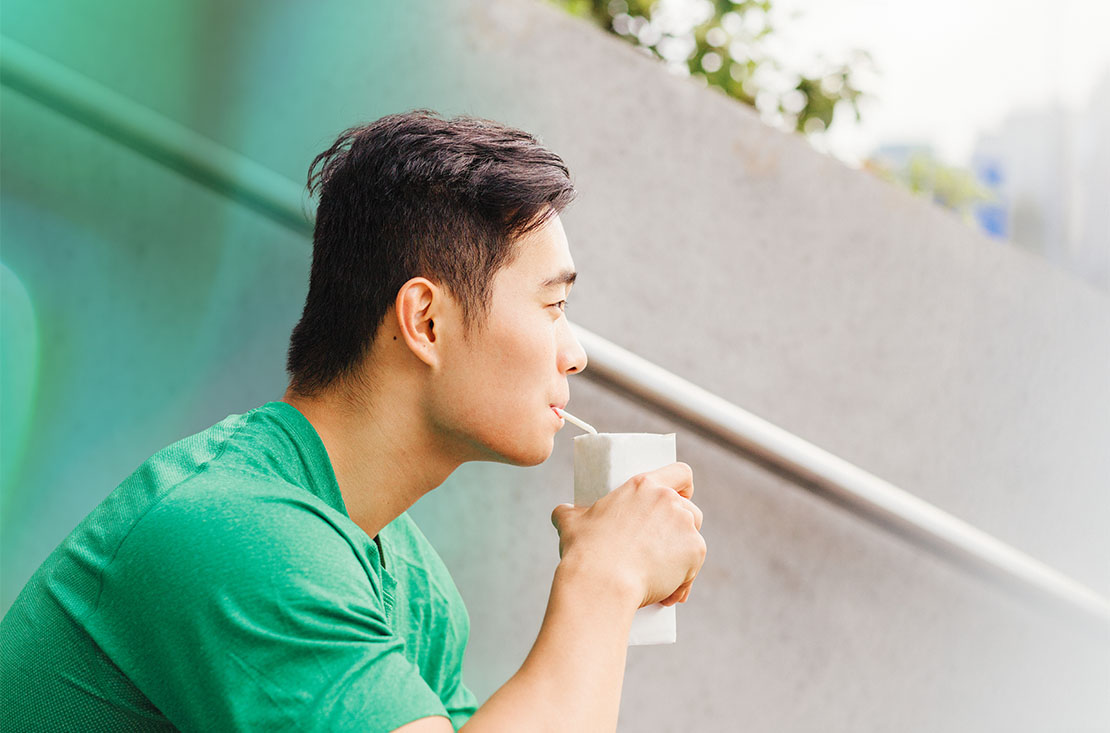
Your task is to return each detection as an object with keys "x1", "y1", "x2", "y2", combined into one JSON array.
[{"x1": 109, "y1": 474, "x2": 382, "y2": 605}]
